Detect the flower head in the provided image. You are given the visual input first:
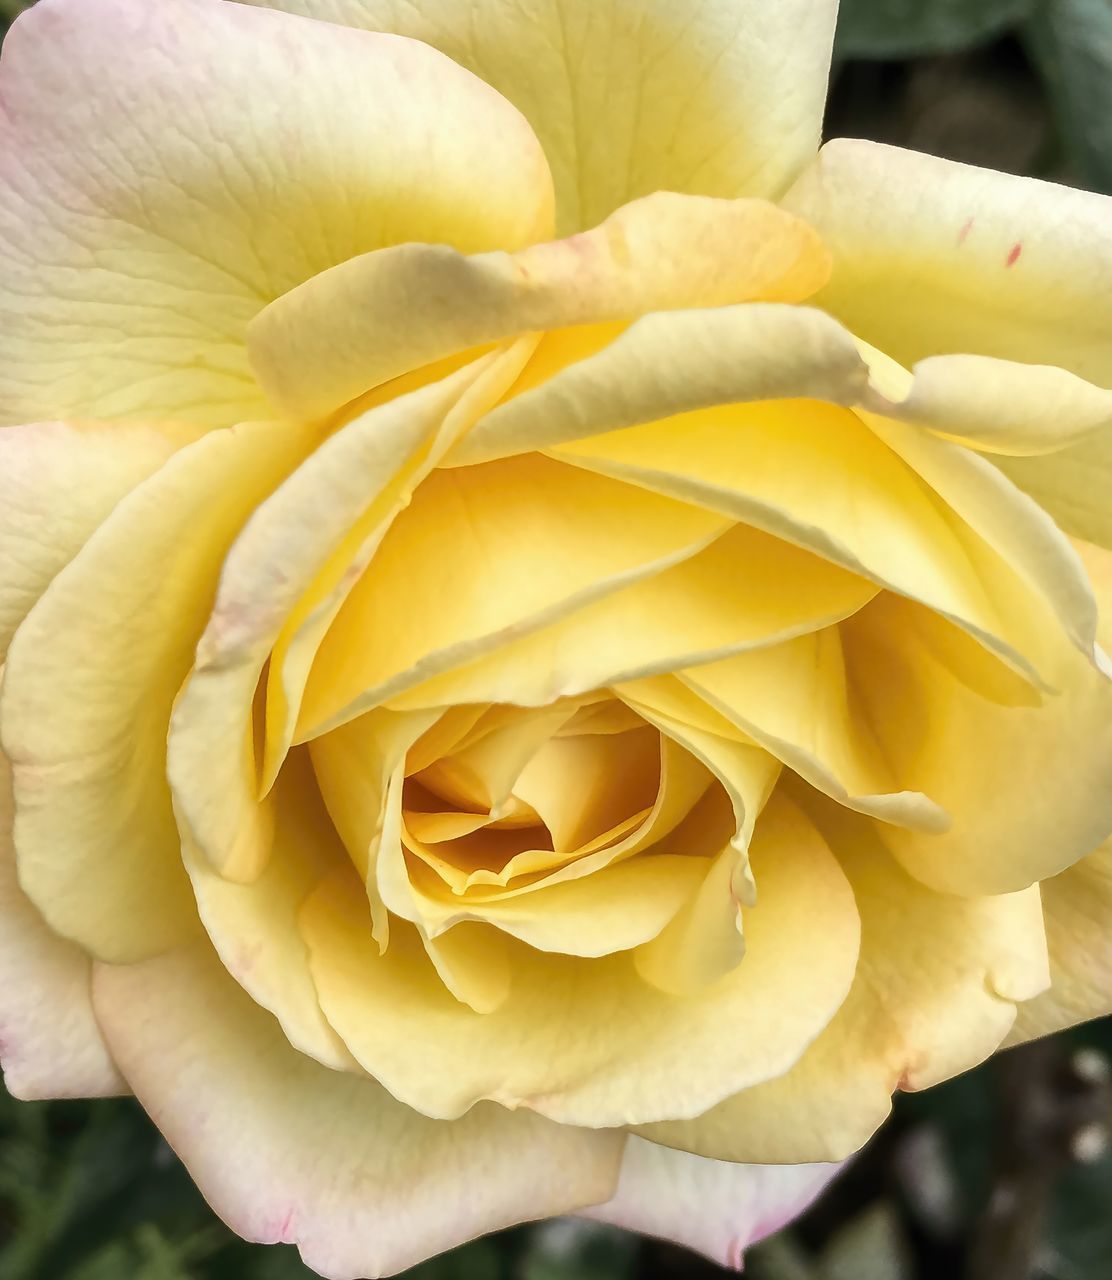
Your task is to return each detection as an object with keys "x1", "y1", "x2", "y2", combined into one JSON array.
[{"x1": 1, "y1": 1, "x2": 1111, "y2": 1276}]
